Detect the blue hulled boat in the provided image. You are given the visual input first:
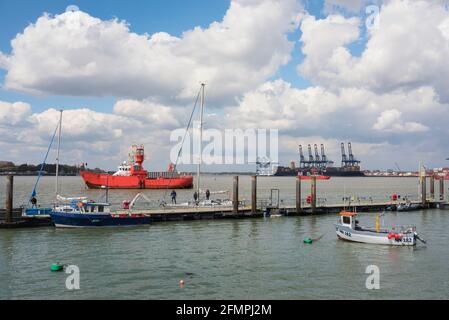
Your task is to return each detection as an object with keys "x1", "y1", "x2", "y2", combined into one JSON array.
[{"x1": 50, "y1": 200, "x2": 151, "y2": 228}]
